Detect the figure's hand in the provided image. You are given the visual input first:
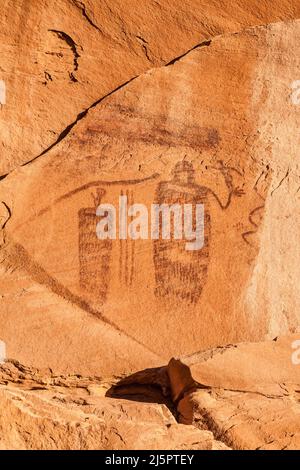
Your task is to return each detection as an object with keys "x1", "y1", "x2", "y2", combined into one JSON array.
[{"x1": 233, "y1": 187, "x2": 245, "y2": 197}]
